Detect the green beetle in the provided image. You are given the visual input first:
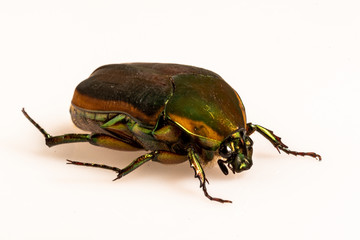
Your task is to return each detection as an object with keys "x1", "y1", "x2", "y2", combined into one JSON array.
[{"x1": 22, "y1": 63, "x2": 321, "y2": 203}]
